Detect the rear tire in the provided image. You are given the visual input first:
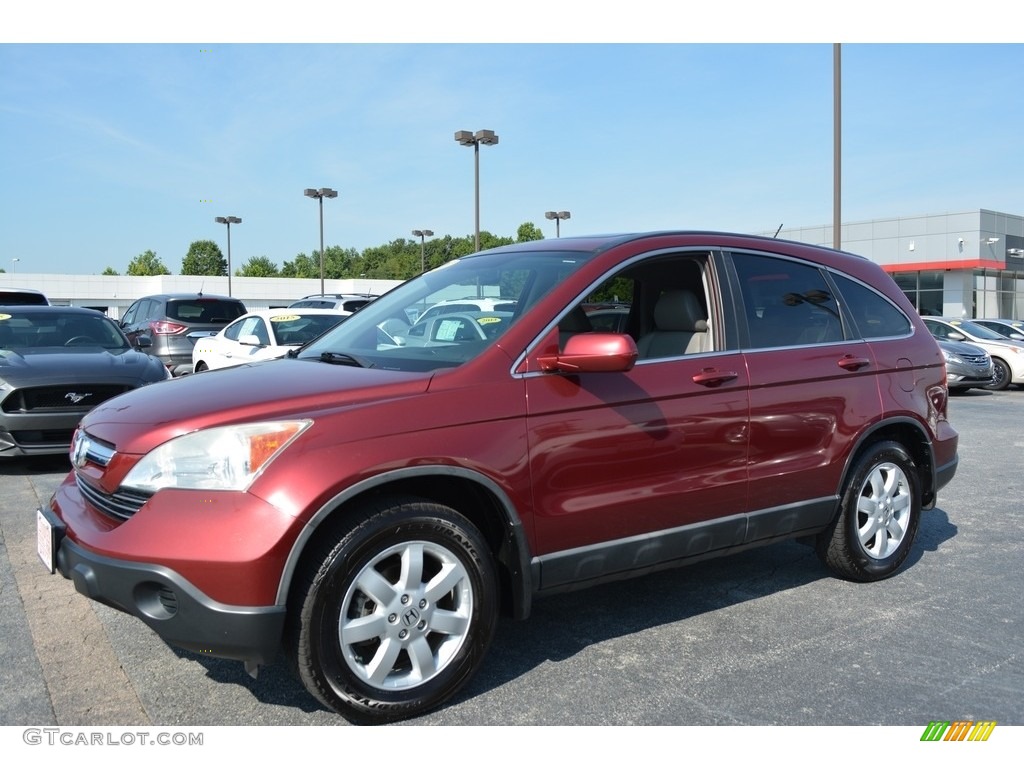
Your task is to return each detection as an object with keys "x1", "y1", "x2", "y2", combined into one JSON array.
[
  {"x1": 288, "y1": 497, "x2": 497, "y2": 723},
  {"x1": 817, "y1": 441, "x2": 921, "y2": 582}
]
